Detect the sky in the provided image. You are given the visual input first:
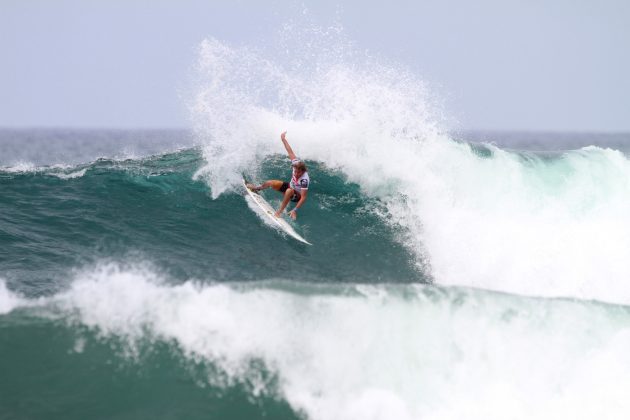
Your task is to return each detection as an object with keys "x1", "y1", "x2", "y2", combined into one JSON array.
[{"x1": 1, "y1": 0, "x2": 628, "y2": 131}]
